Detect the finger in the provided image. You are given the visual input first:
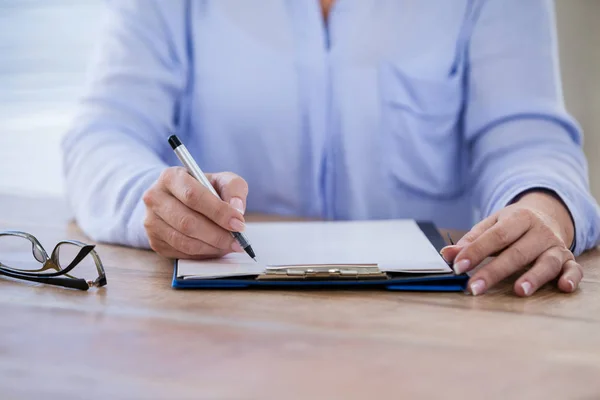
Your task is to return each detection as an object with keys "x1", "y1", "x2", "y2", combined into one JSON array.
[
  {"x1": 456, "y1": 214, "x2": 498, "y2": 247},
  {"x1": 467, "y1": 230, "x2": 552, "y2": 295},
  {"x1": 454, "y1": 211, "x2": 531, "y2": 274},
  {"x1": 147, "y1": 188, "x2": 236, "y2": 251},
  {"x1": 149, "y1": 236, "x2": 236, "y2": 260},
  {"x1": 444, "y1": 215, "x2": 498, "y2": 262},
  {"x1": 558, "y1": 259, "x2": 583, "y2": 293},
  {"x1": 440, "y1": 245, "x2": 461, "y2": 263},
  {"x1": 148, "y1": 236, "x2": 191, "y2": 259},
  {"x1": 145, "y1": 212, "x2": 227, "y2": 257},
  {"x1": 209, "y1": 172, "x2": 249, "y2": 215},
  {"x1": 162, "y1": 168, "x2": 245, "y2": 232},
  {"x1": 514, "y1": 245, "x2": 572, "y2": 297}
]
